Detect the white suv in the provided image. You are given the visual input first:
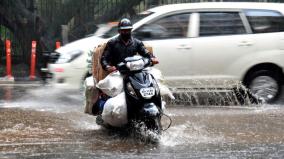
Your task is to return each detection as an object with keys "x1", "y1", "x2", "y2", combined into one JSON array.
[{"x1": 48, "y1": 2, "x2": 284, "y2": 103}]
